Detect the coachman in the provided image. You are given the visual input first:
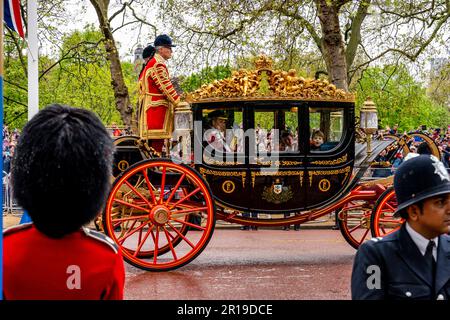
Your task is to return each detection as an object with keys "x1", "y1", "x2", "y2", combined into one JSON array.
[{"x1": 138, "y1": 34, "x2": 180, "y2": 152}]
